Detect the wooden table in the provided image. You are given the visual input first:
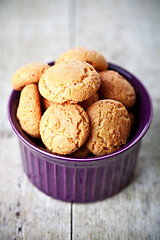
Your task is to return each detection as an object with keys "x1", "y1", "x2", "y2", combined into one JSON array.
[{"x1": 0, "y1": 0, "x2": 160, "y2": 239}]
